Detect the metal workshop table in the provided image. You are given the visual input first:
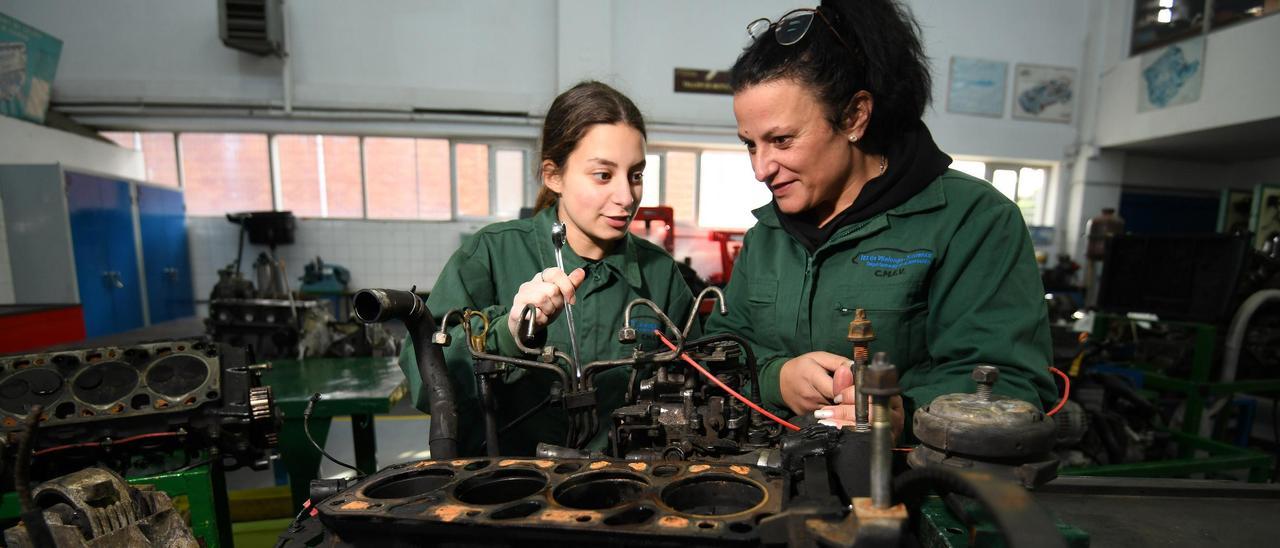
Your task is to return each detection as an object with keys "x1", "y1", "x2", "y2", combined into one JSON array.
[{"x1": 264, "y1": 357, "x2": 409, "y2": 510}]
